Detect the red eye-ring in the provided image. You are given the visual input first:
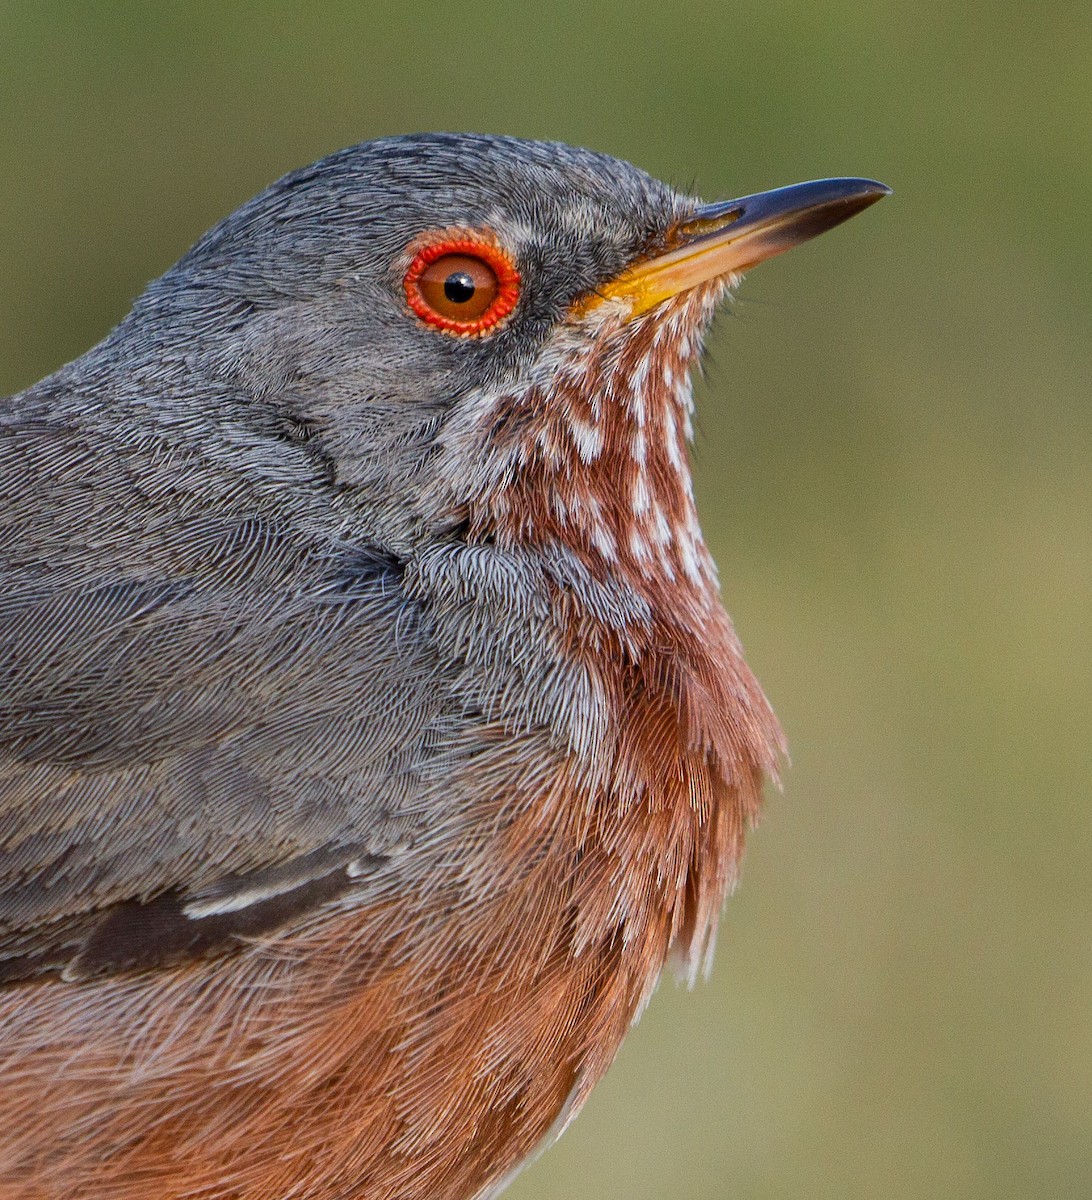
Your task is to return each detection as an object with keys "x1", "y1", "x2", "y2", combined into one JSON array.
[{"x1": 403, "y1": 233, "x2": 520, "y2": 336}]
